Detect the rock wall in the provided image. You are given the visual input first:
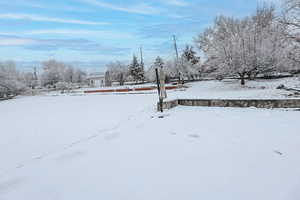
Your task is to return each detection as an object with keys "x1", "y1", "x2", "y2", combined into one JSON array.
[{"x1": 158, "y1": 99, "x2": 300, "y2": 111}]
